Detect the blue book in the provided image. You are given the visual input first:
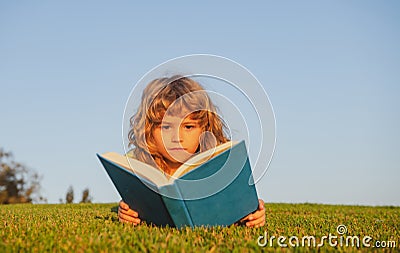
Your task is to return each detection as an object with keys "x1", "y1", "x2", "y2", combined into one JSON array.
[{"x1": 97, "y1": 140, "x2": 259, "y2": 228}]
